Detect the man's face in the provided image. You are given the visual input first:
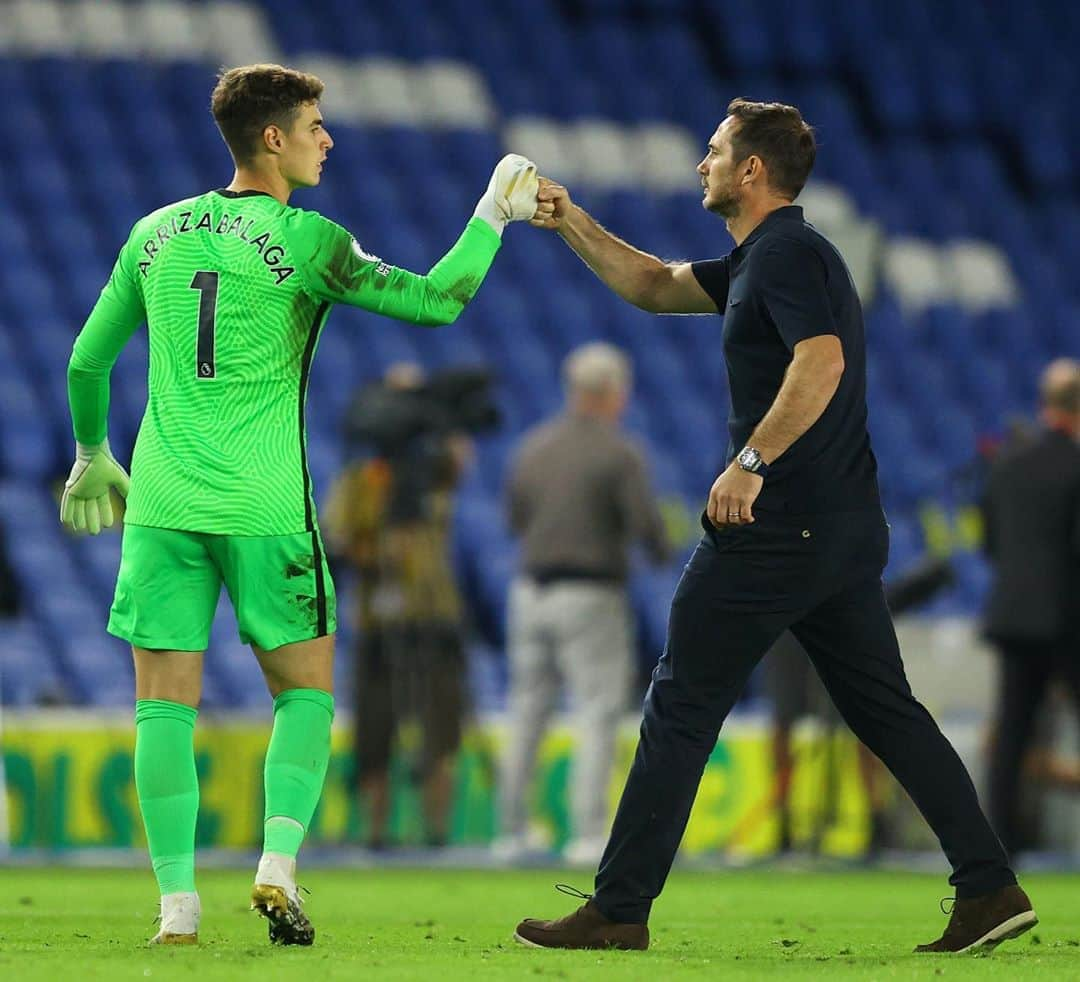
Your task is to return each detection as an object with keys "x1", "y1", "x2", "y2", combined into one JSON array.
[
  {"x1": 276, "y1": 101, "x2": 333, "y2": 188},
  {"x1": 697, "y1": 117, "x2": 745, "y2": 218}
]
